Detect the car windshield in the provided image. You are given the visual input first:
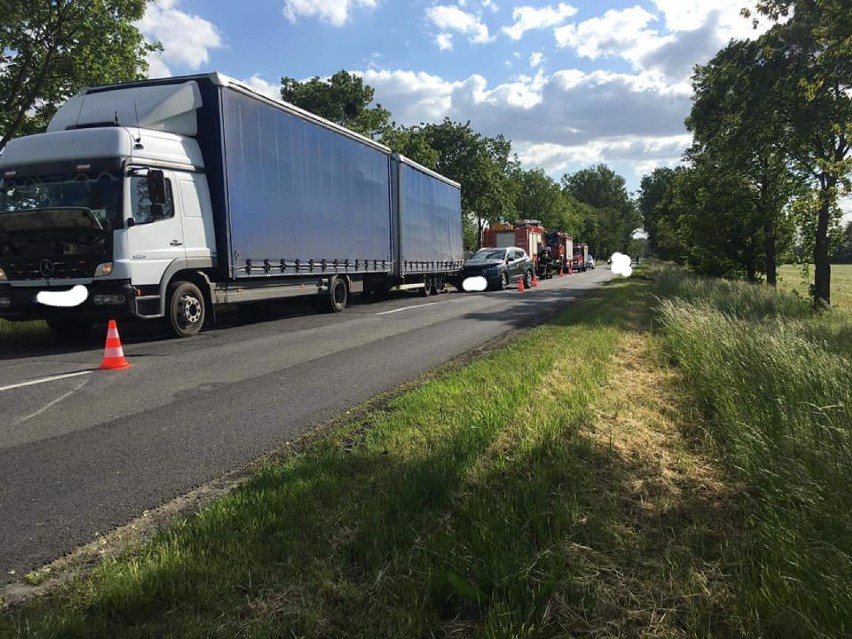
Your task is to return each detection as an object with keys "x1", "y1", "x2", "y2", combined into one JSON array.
[{"x1": 467, "y1": 249, "x2": 506, "y2": 263}]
